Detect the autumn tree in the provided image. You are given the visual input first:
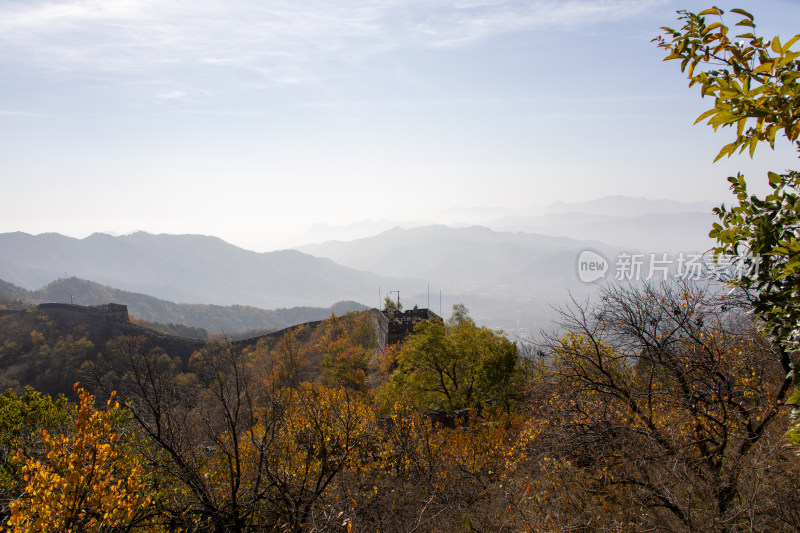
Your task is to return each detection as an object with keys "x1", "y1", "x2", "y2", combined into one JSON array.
[
  {"x1": 258, "y1": 382, "x2": 375, "y2": 530},
  {"x1": 104, "y1": 335, "x2": 381, "y2": 531},
  {"x1": 267, "y1": 327, "x2": 307, "y2": 389},
  {"x1": 0, "y1": 388, "x2": 73, "y2": 525},
  {"x1": 513, "y1": 282, "x2": 800, "y2": 530},
  {"x1": 332, "y1": 394, "x2": 523, "y2": 532},
  {"x1": 446, "y1": 303, "x2": 470, "y2": 327},
  {"x1": 105, "y1": 336, "x2": 278, "y2": 532},
  {"x1": 4, "y1": 386, "x2": 155, "y2": 532},
  {"x1": 392, "y1": 306, "x2": 518, "y2": 412},
  {"x1": 316, "y1": 313, "x2": 375, "y2": 391},
  {"x1": 383, "y1": 295, "x2": 402, "y2": 317}
]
